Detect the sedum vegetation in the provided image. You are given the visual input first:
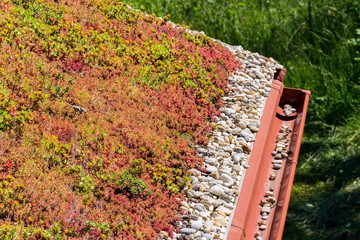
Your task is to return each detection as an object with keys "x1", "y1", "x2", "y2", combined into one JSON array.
[
  {"x1": 123, "y1": 0, "x2": 360, "y2": 239},
  {"x1": 0, "y1": 0, "x2": 240, "y2": 239}
]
